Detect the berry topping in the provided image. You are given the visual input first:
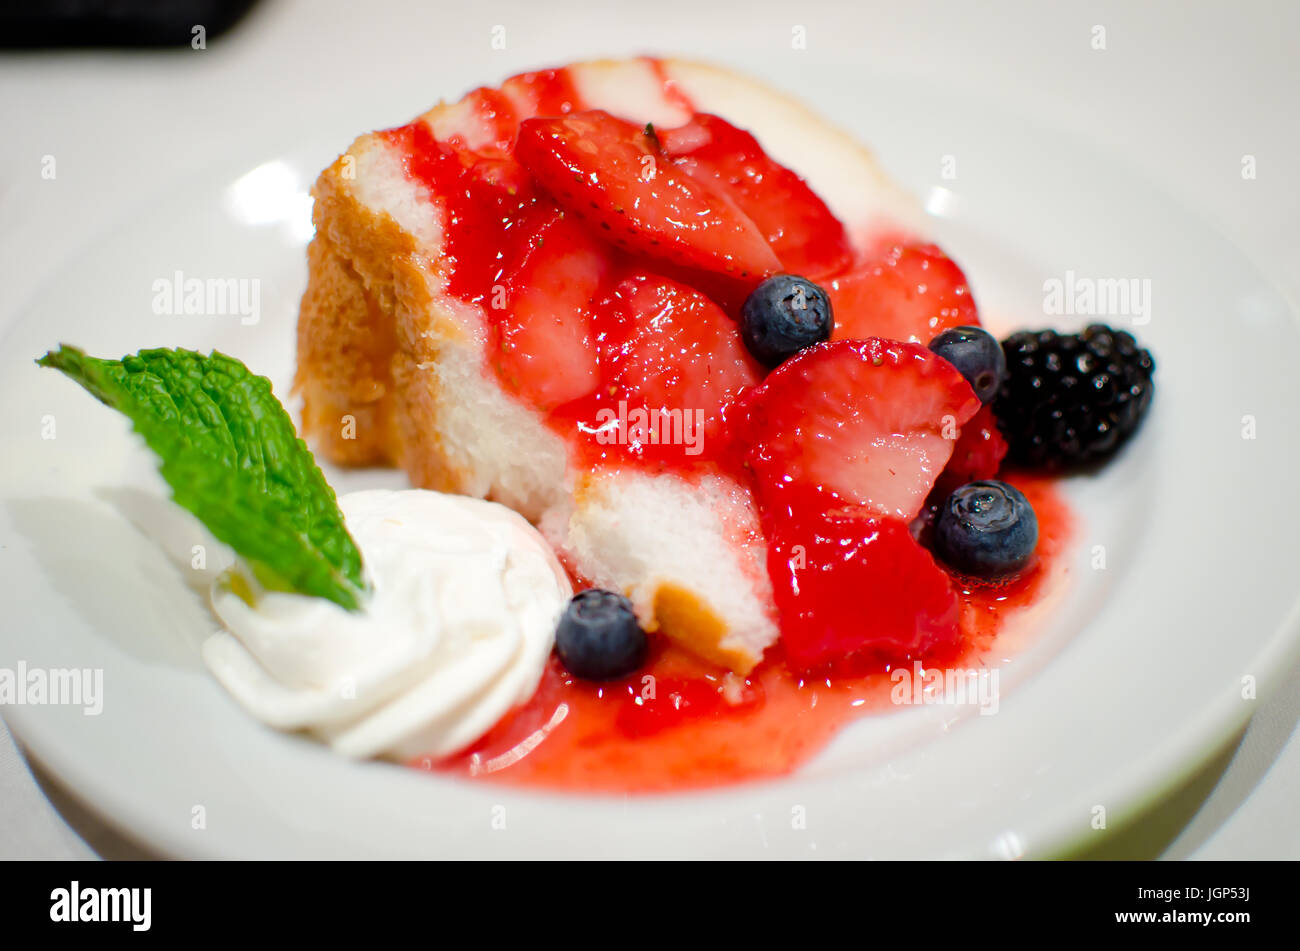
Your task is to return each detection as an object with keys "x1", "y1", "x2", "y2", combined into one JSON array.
[
  {"x1": 933, "y1": 403, "x2": 1009, "y2": 498},
  {"x1": 828, "y1": 241, "x2": 979, "y2": 344},
  {"x1": 928, "y1": 325, "x2": 1005, "y2": 404},
  {"x1": 492, "y1": 209, "x2": 606, "y2": 410},
  {"x1": 564, "y1": 273, "x2": 762, "y2": 464},
  {"x1": 514, "y1": 110, "x2": 781, "y2": 280},
  {"x1": 739, "y1": 274, "x2": 834, "y2": 368},
  {"x1": 995, "y1": 324, "x2": 1155, "y2": 468},
  {"x1": 659, "y1": 114, "x2": 854, "y2": 277},
  {"x1": 555, "y1": 589, "x2": 649, "y2": 681},
  {"x1": 766, "y1": 509, "x2": 961, "y2": 672},
  {"x1": 742, "y1": 338, "x2": 980, "y2": 521},
  {"x1": 932, "y1": 480, "x2": 1038, "y2": 577}
]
